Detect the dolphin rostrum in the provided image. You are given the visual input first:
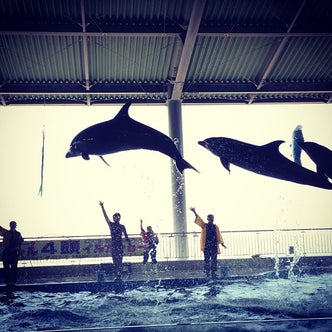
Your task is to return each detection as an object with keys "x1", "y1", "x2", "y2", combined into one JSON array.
[
  {"x1": 66, "y1": 103, "x2": 198, "y2": 174},
  {"x1": 198, "y1": 137, "x2": 332, "y2": 190},
  {"x1": 297, "y1": 141, "x2": 332, "y2": 179}
]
